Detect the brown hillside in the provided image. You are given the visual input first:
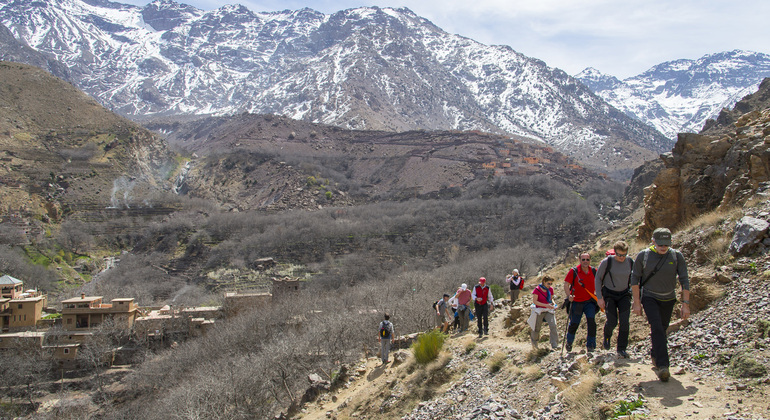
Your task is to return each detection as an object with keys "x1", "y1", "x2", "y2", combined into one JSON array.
[
  {"x1": 0, "y1": 61, "x2": 175, "y2": 223},
  {"x1": 148, "y1": 114, "x2": 608, "y2": 212}
]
